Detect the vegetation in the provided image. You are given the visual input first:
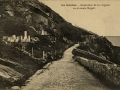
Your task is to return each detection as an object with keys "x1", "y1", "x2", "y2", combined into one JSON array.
[{"x1": 0, "y1": 0, "x2": 92, "y2": 88}]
